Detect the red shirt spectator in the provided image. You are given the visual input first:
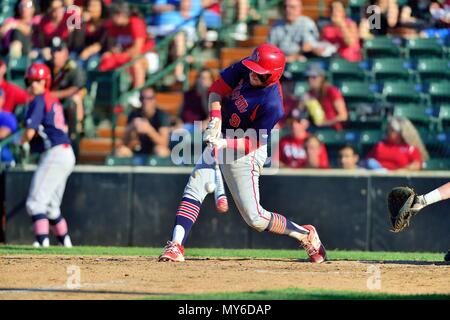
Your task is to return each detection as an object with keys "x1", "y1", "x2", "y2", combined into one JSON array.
[
  {"x1": 275, "y1": 107, "x2": 329, "y2": 169},
  {"x1": 107, "y1": 16, "x2": 154, "y2": 53},
  {"x1": 279, "y1": 134, "x2": 329, "y2": 168},
  {"x1": 34, "y1": 0, "x2": 71, "y2": 48},
  {"x1": 321, "y1": 19, "x2": 362, "y2": 62},
  {"x1": 308, "y1": 85, "x2": 346, "y2": 131},
  {"x1": 305, "y1": 63, "x2": 348, "y2": 131},
  {"x1": 321, "y1": 1, "x2": 362, "y2": 62},
  {"x1": 0, "y1": 60, "x2": 30, "y2": 113},
  {"x1": 367, "y1": 140, "x2": 422, "y2": 171}
]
